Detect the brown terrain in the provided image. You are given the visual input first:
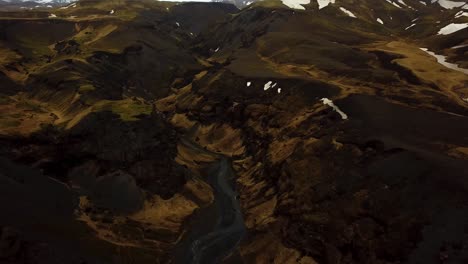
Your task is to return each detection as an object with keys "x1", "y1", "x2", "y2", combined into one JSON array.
[{"x1": 0, "y1": 0, "x2": 468, "y2": 263}]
